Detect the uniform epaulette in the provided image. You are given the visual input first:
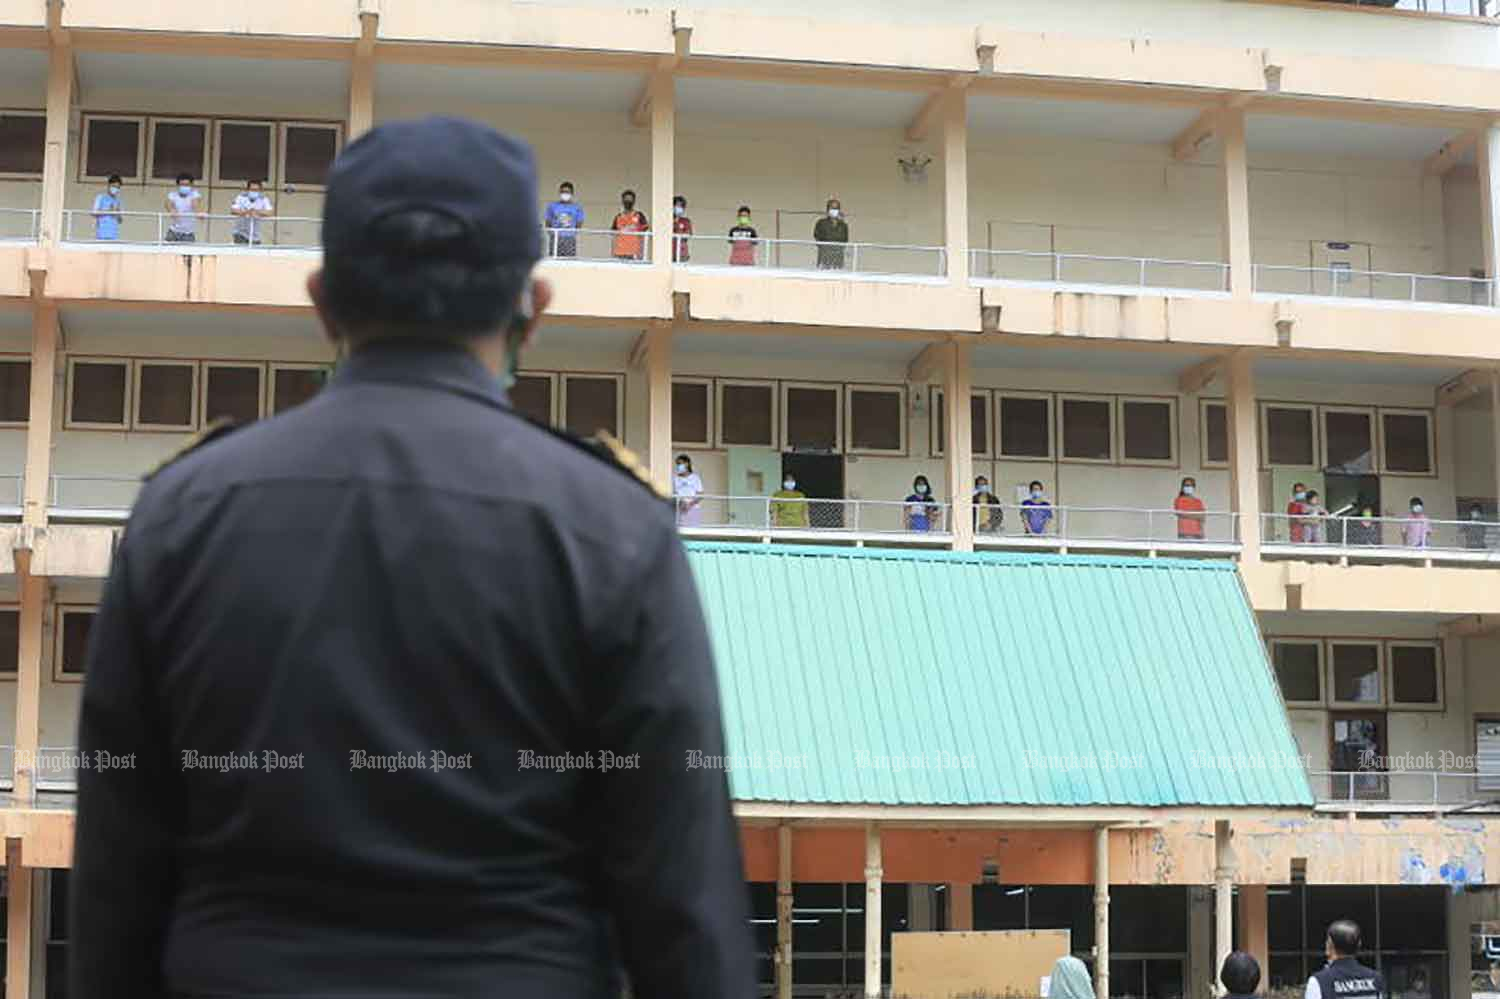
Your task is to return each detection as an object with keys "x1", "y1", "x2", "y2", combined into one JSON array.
[
  {"x1": 144, "y1": 417, "x2": 241, "y2": 482},
  {"x1": 522, "y1": 416, "x2": 670, "y2": 501}
]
